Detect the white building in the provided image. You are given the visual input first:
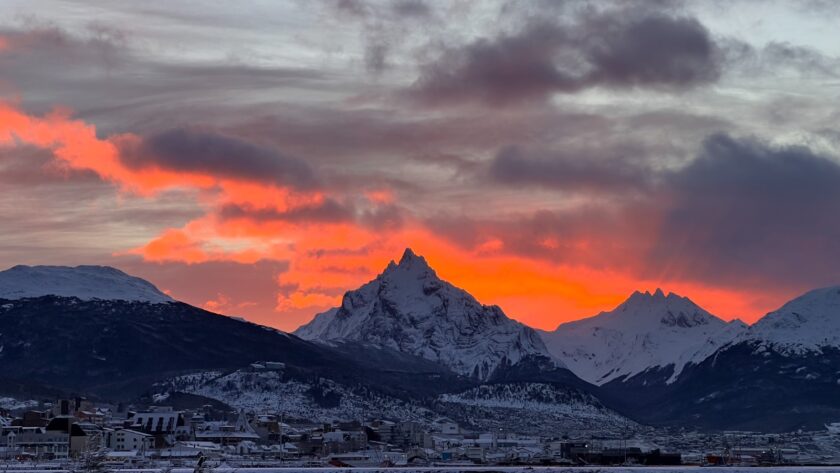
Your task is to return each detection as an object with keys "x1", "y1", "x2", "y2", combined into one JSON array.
[
  {"x1": 105, "y1": 428, "x2": 154, "y2": 452},
  {"x1": 1, "y1": 427, "x2": 69, "y2": 459}
]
